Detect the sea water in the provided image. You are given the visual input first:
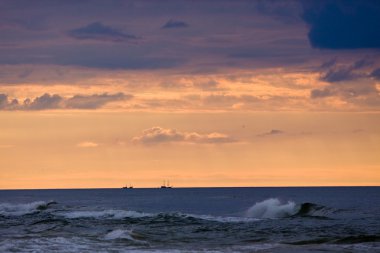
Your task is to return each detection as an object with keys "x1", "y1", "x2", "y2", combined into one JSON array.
[{"x1": 0, "y1": 187, "x2": 379, "y2": 252}]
